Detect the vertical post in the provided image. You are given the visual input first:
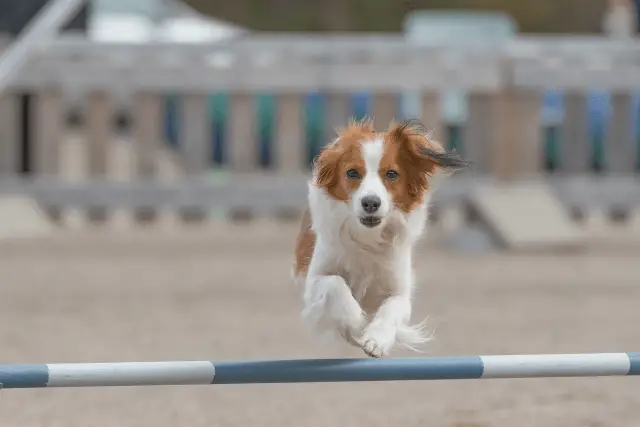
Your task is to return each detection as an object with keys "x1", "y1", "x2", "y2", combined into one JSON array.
[
  {"x1": 420, "y1": 92, "x2": 444, "y2": 141},
  {"x1": 32, "y1": 88, "x2": 63, "y2": 221},
  {"x1": 0, "y1": 35, "x2": 19, "y2": 178},
  {"x1": 274, "y1": 93, "x2": 305, "y2": 173},
  {"x1": 607, "y1": 92, "x2": 635, "y2": 175},
  {"x1": 561, "y1": 92, "x2": 591, "y2": 175},
  {"x1": 179, "y1": 93, "x2": 211, "y2": 222},
  {"x1": 227, "y1": 92, "x2": 256, "y2": 172},
  {"x1": 0, "y1": 92, "x2": 19, "y2": 176},
  {"x1": 324, "y1": 92, "x2": 351, "y2": 143},
  {"x1": 132, "y1": 91, "x2": 162, "y2": 223},
  {"x1": 495, "y1": 89, "x2": 543, "y2": 181},
  {"x1": 465, "y1": 92, "x2": 499, "y2": 175},
  {"x1": 371, "y1": 92, "x2": 399, "y2": 127},
  {"x1": 605, "y1": 91, "x2": 635, "y2": 221},
  {"x1": 558, "y1": 91, "x2": 591, "y2": 220},
  {"x1": 32, "y1": 90, "x2": 63, "y2": 176},
  {"x1": 85, "y1": 90, "x2": 111, "y2": 223}
]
